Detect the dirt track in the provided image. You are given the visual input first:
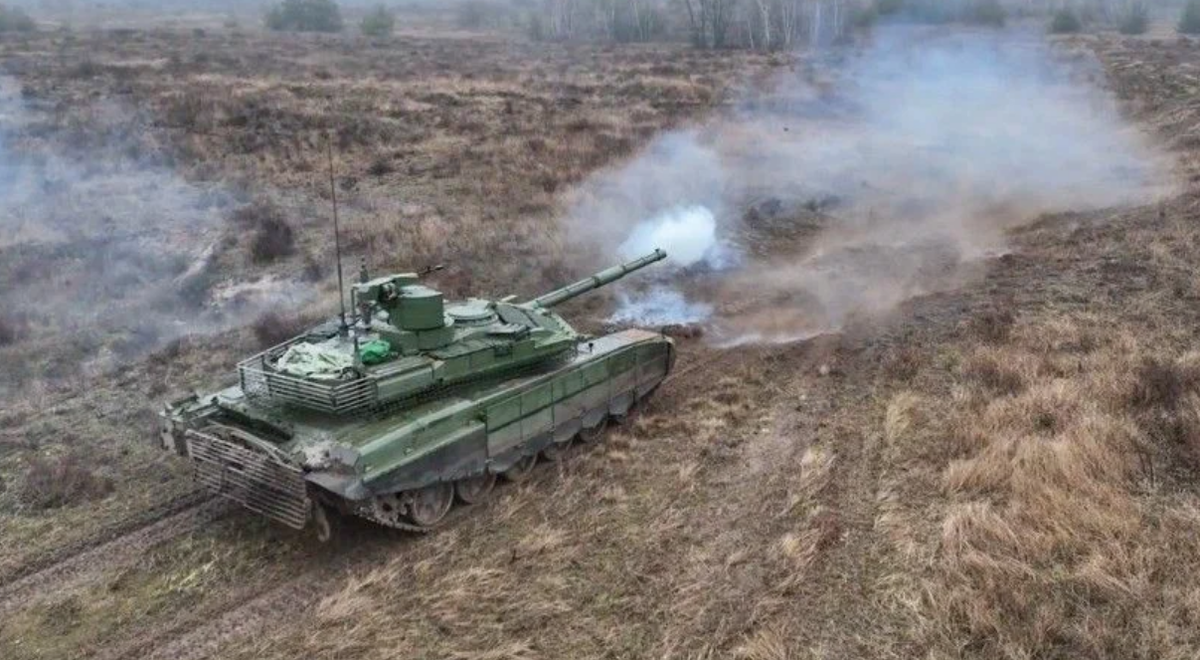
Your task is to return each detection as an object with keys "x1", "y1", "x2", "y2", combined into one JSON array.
[{"x1": 0, "y1": 494, "x2": 225, "y2": 621}]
